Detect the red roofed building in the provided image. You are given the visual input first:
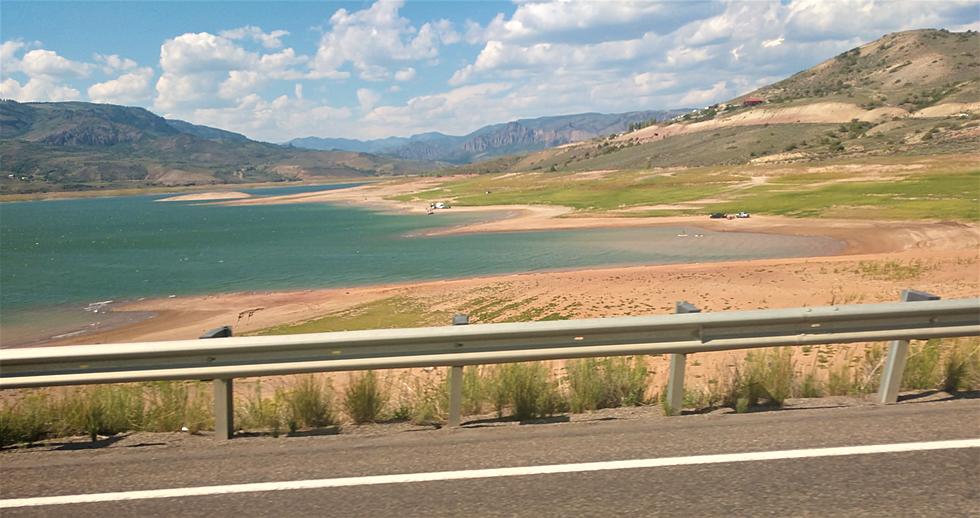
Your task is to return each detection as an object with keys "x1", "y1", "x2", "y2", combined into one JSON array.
[{"x1": 742, "y1": 97, "x2": 765, "y2": 106}]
